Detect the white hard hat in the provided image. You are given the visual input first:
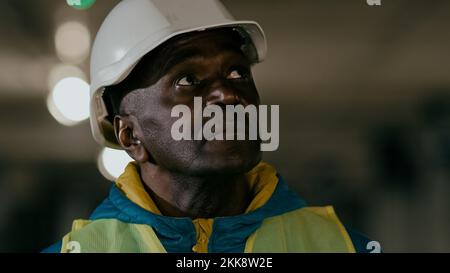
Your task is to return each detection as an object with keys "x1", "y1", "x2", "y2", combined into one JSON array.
[{"x1": 90, "y1": 0, "x2": 267, "y2": 148}]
